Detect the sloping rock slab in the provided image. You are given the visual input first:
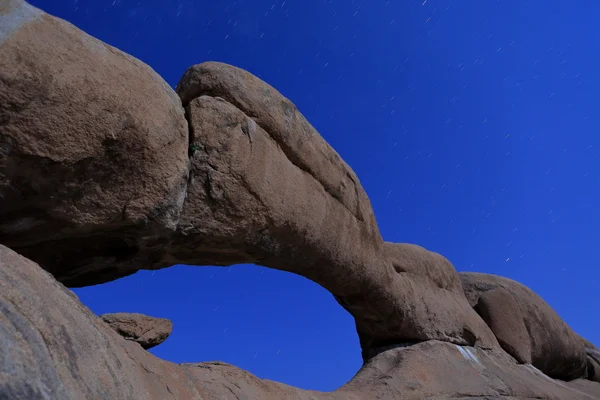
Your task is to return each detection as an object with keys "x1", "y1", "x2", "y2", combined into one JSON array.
[
  {"x1": 2, "y1": 244, "x2": 600, "y2": 400},
  {"x1": 0, "y1": 244, "x2": 341, "y2": 400}
]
